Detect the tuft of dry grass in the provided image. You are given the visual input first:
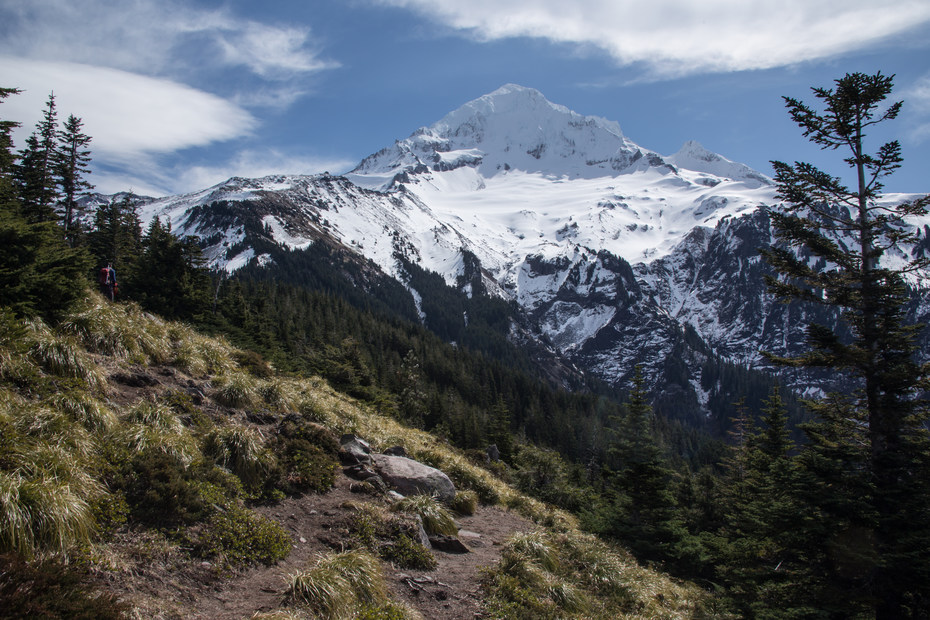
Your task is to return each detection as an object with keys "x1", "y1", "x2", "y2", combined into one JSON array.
[
  {"x1": 46, "y1": 391, "x2": 117, "y2": 433},
  {"x1": 212, "y1": 371, "x2": 260, "y2": 408},
  {"x1": 24, "y1": 318, "x2": 105, "y2": 392},
  {"x1": 120, "y1": 399, "x2": 200, "y2": 465},
  {"x1": 0, "y1": 470, "x2": 97, "y2": 559},
  {"x1": 391, "y1": 494, "x2": 457, "y2": 536},
  {"x1": 203, "y1": 424, "x2": 273, "y2": 487},
  {"x1": 286, "y1": 550, "x2": 387, "y2": 619}
]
